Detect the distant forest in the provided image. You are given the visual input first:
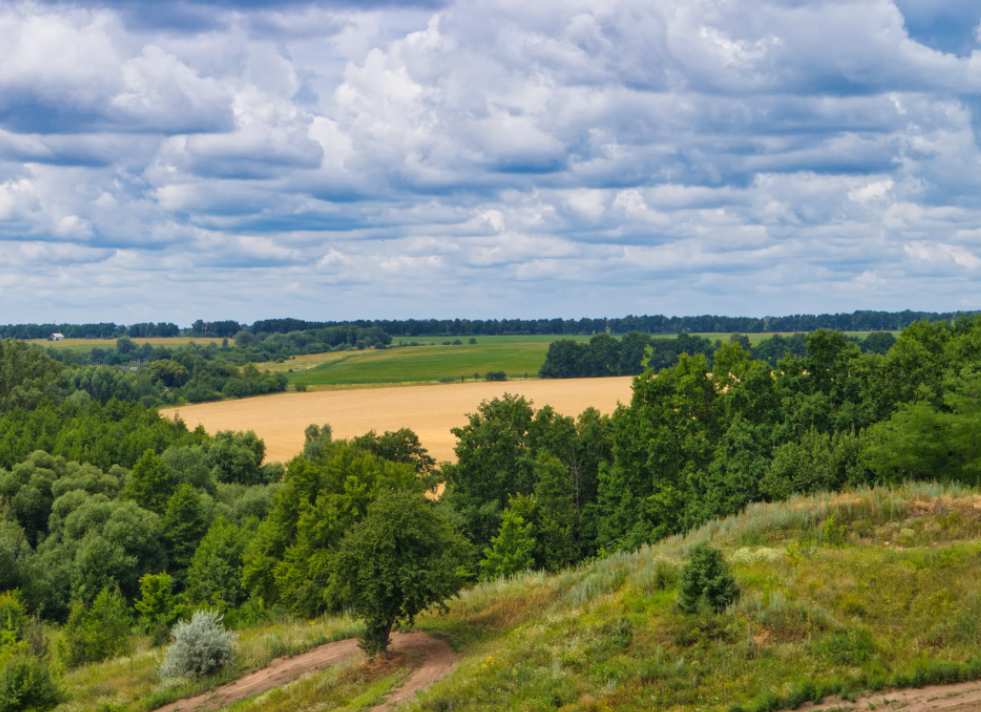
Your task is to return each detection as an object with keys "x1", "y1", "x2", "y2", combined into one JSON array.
[{"x1": 1, "y1": 309, "x2": 977, "y2": 340}]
